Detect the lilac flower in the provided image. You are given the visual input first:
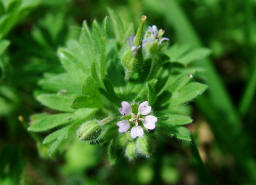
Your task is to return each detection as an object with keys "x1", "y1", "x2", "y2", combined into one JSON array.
[
  {"x1": 119, "y1": 101, "x2": 131, "y2": 116},
  {"x1": 142, "y1": 25, "x2": 169, "y2": 47},
  {"x1": 117, "y1": 101, "x2": 158, "y2": 139},
  {"x1": 126, "y1": 34, "x2": 141, "y2": 56}
]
